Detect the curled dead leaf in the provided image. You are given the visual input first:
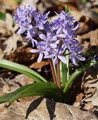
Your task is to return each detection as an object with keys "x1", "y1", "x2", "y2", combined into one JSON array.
[{"x1": 29, "y1": 61, "x2": 49, "y2": 70}]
